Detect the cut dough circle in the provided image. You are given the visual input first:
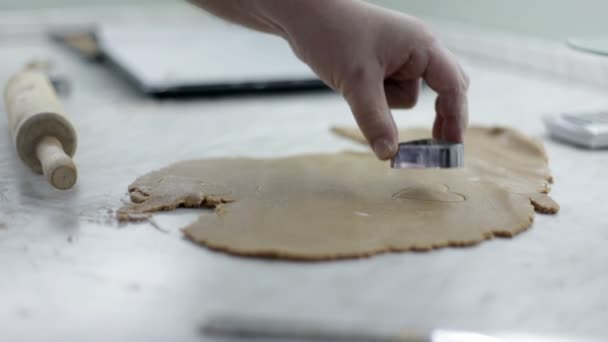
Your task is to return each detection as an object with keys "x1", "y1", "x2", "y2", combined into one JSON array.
[{"x1": 119, "y1": 127, "x2": 558, "y2": 261}]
